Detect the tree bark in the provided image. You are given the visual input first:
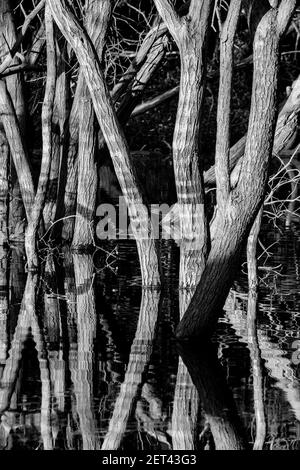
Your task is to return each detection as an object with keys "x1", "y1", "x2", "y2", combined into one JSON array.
[
  {"x1": 25, "y1": 3, "x2": 57, "y2": 270},
  {"x1": 50, "y1": 0, "x2": 160, "y2": 287},
  {"x1": 154, "y1": 0, "x2": 213, "y2": 292},
  {"x1": 176, "y1": 5, "x2": 295, "y2": 339},
  {"x1": 72, "y1": 0, "x2": 111, "y2": 249},
  {"x1": 0, "y1": 0, "x2": 26, "y2": 243}
]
